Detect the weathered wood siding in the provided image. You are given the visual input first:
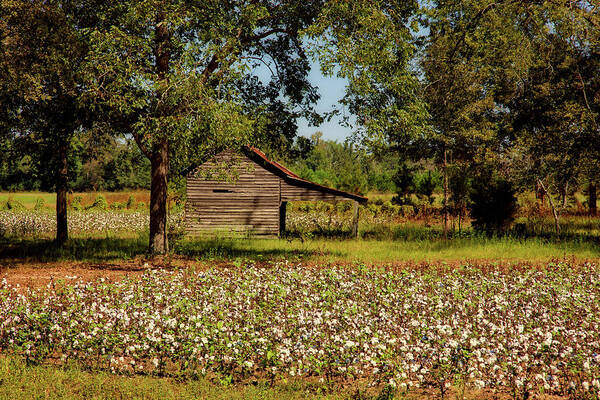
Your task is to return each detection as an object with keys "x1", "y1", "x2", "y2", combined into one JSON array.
[
  {"x1": 186, "y1": 152, "x2": 280, "y2": 236},
  {"x1": 280, "y1": 180, "x2": 353, "y2": 202}
]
